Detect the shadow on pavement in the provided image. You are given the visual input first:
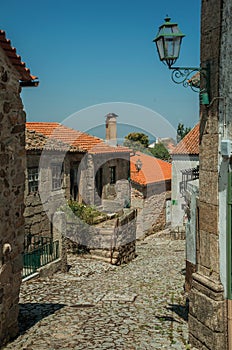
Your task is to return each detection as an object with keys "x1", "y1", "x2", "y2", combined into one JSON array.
[
  {"x1": 156, "y1": 315, "x2": 182, "y2": 323},
  {"x1": 155, "y1": 298, "x2": 189, "y2": 323},
  {"x1": 18, "y1": 302, "x2": 66, "y2": 334},
  {"x1": 166, "y1": 298, "x2": 189, "y2": 322}
]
